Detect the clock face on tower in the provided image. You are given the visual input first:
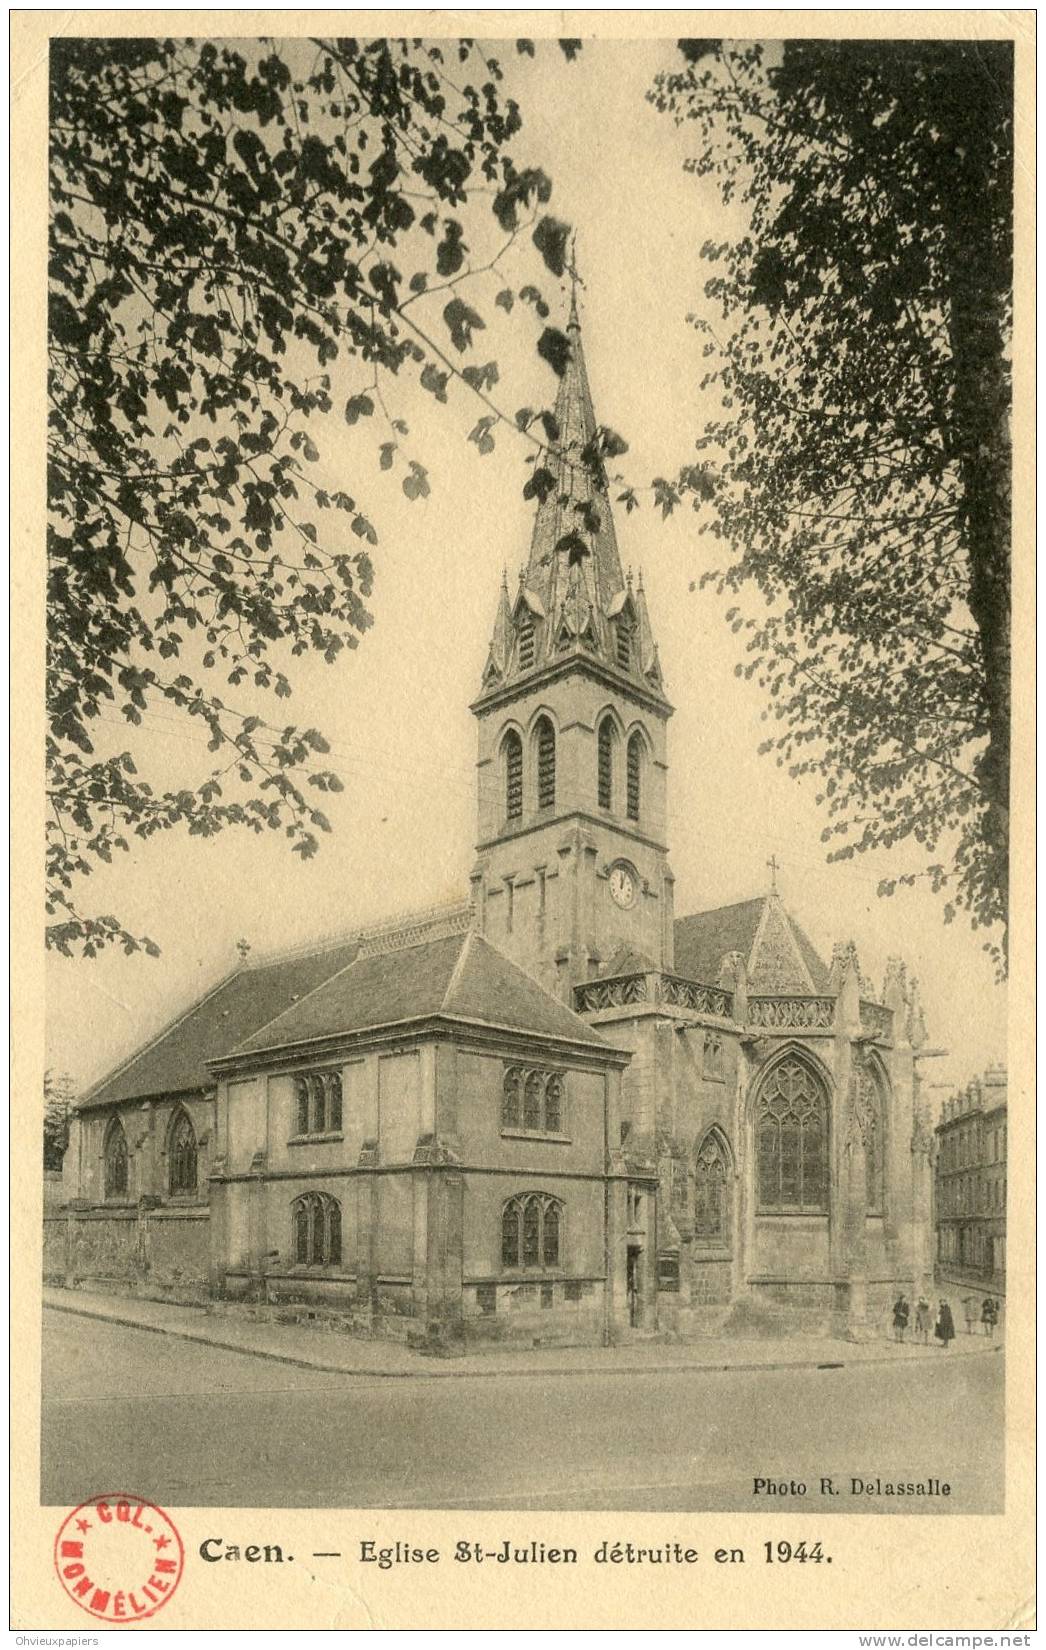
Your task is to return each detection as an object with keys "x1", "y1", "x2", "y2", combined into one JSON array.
[{"x1": 608, "y1": 862, "x2": 637, "y2": 909}]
